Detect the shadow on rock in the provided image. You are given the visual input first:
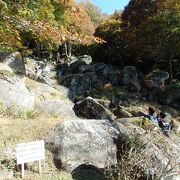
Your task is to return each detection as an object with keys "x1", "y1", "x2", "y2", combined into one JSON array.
[{"x1": 71, "y1": 164, "x2": 106, "y2": 180}]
